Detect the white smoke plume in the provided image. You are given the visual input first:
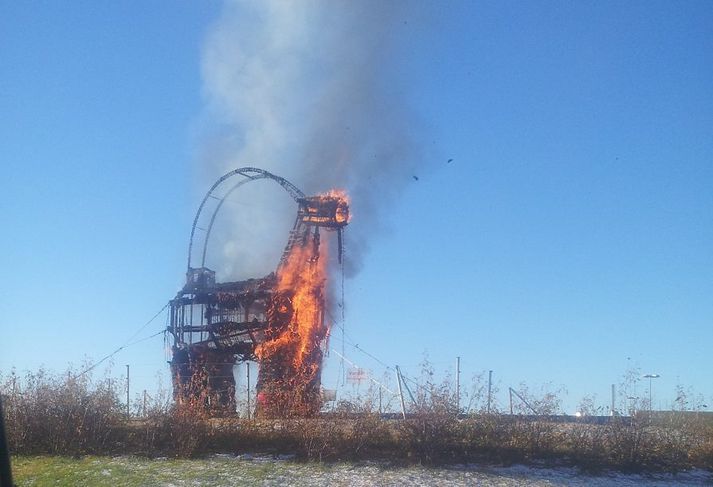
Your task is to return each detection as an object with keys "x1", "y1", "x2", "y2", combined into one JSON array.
[{"x1": 195, "y1": 0, "x2": 425, "y2": 280}]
